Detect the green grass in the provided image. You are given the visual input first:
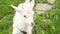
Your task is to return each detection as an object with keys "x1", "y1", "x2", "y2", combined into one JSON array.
[{"x1": 0, "y1": 0, "x2": 60, "y2": 34}]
